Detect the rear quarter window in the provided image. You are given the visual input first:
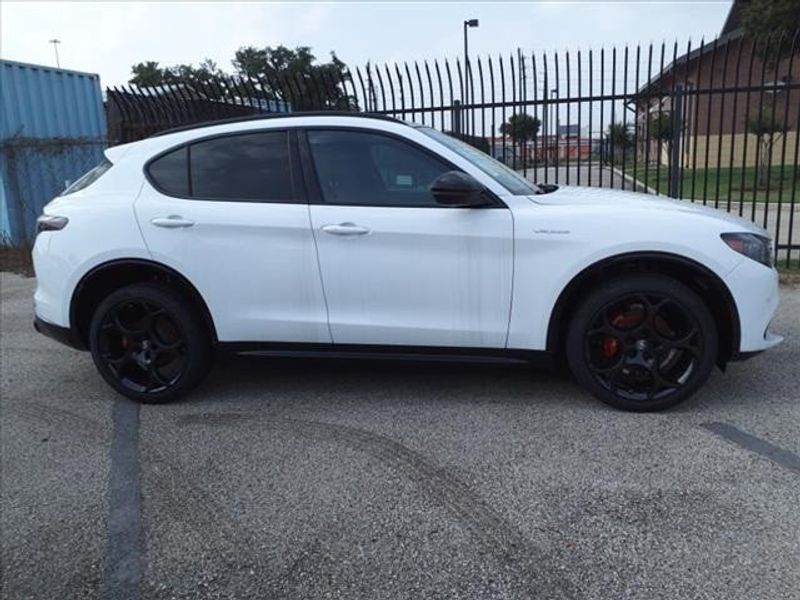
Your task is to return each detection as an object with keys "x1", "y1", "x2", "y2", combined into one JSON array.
[
  {"x1": 147, "y1": 147, "x2": 189, "y2": 196},
  {"x1": 61, "y1": 158, "x2": 112, "y2": 195}
]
